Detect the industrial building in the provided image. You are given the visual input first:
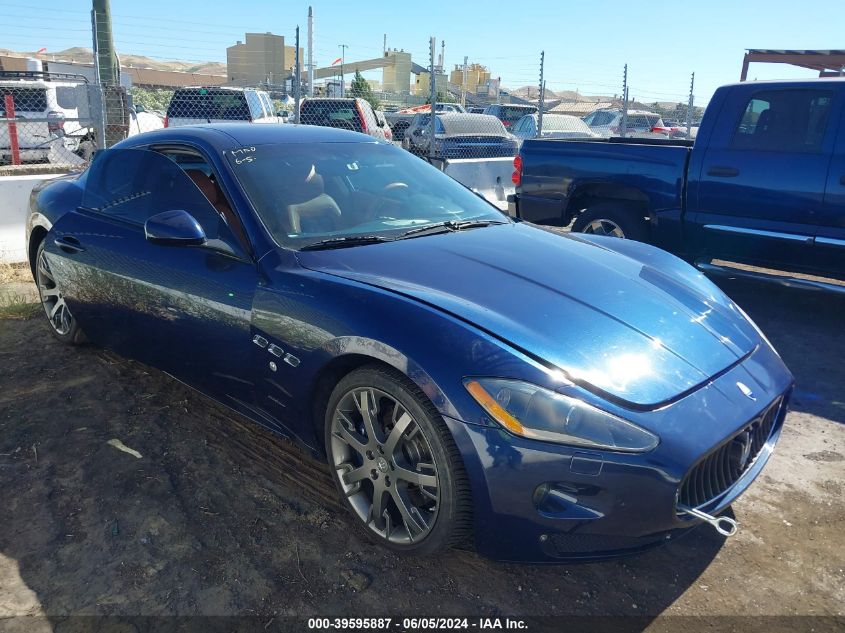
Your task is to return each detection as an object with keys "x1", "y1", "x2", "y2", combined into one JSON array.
[{"x1": 226, "y1": 32, "x2": 303, "y2": 87}]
